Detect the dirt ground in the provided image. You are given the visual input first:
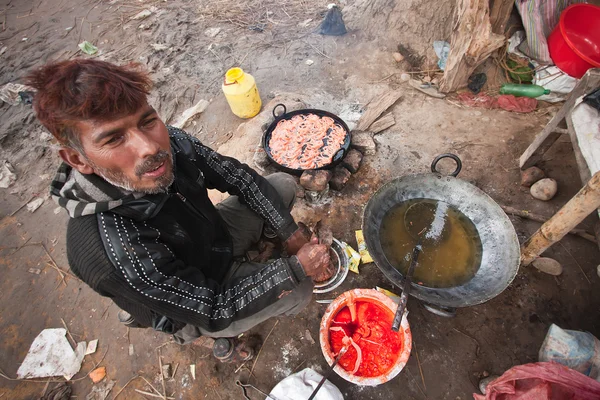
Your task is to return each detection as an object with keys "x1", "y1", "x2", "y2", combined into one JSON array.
[{"x1": 1, "y1": 0, "x2": 600, "y2": 399}]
